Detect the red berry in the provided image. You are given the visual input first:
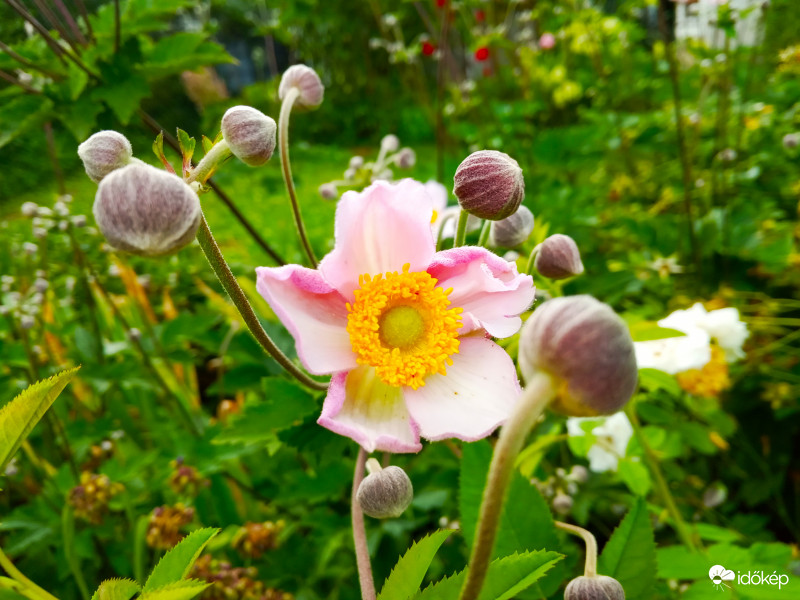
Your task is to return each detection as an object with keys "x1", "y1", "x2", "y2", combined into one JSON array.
[
  {"x1": 475, "y1": 47, "x2": 489, "y2": 61},
  {"x1": 422, "y1": 41, "x2": 435, "y2": 56}
]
